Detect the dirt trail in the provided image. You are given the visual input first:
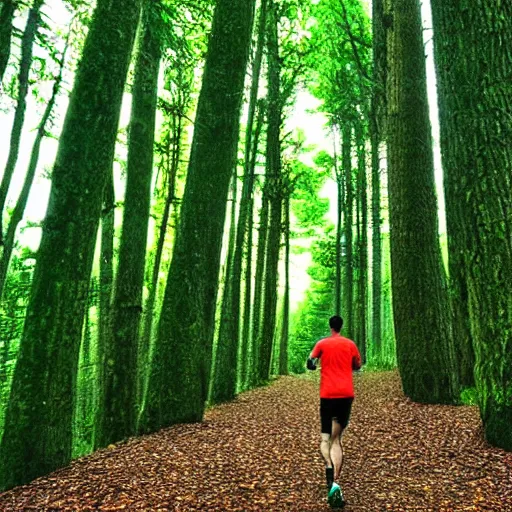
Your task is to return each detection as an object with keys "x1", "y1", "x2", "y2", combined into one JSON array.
[{"x1": 1, "y1": 371, "x2": 511, "y2": 511}]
